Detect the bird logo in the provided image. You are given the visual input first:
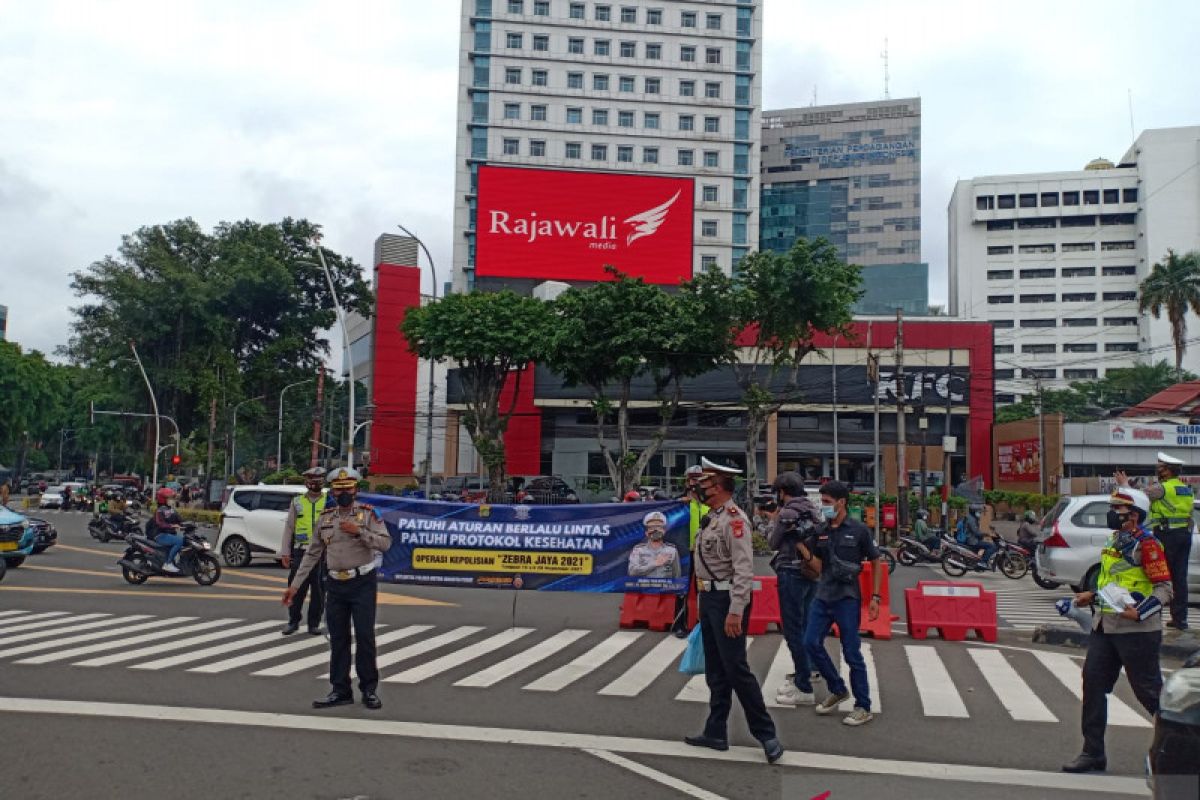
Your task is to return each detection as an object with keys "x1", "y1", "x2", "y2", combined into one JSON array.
[{"x1": 623, "y1": 190, "x2": 681, "y2": 246}]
